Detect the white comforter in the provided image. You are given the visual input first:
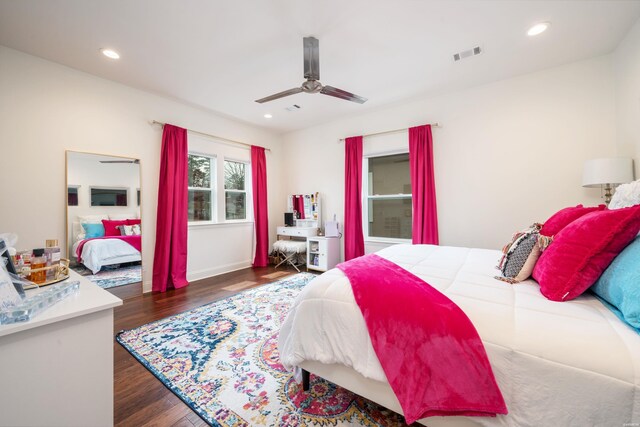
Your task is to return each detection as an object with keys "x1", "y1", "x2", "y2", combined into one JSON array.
[
  {"x1": 279, "y1": 244, "x2": 640, "y2": 427},
  {"x1": 73, "y1": 238, "x2": 141, "y2": 274}
]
